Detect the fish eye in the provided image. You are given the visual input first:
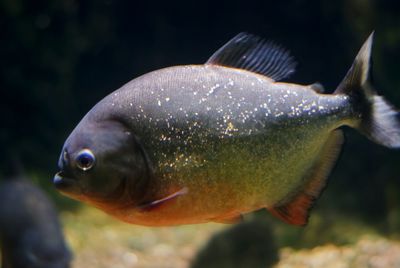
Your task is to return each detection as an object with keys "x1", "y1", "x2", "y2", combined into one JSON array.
[{"x1": 75, "y1": 149, "x2": 96, "y2": 171}]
